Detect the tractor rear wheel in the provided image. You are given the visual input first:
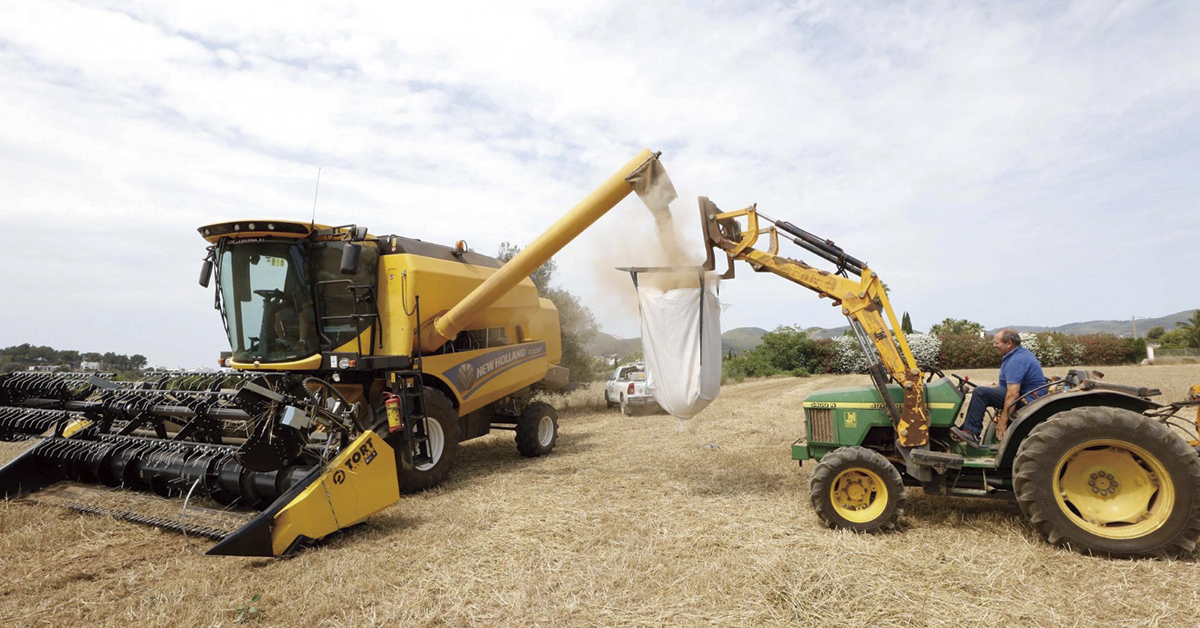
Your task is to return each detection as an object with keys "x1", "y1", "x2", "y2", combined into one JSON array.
[
  {"x1": 810, "y1": 446, "x2": 906, "y2": 532},
  {"x1": 516, "y1": 401, "x2": 558, "y2": 457},
  {"x1": 1013, "y1": 406, "x2": 1200, "y2": 558},
  {"x1": 395, "y1": 388, "x2": 460, "y2": 494}
]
